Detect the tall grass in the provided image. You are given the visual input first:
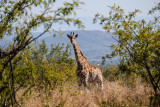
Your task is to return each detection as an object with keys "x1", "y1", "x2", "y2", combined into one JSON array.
[
  {"x1": 18, "y1": 80, "x2": 152, "y2": 107},
  {"x1": 16, "y1": 65, "x2": 154, "y2": 107}
]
